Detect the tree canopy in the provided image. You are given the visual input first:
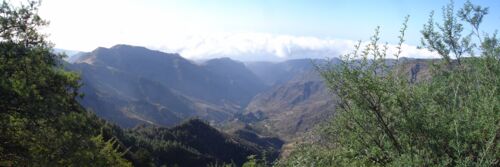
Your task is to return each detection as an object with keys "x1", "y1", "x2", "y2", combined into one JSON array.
[{"x1": 0, "y1": 0, "x2": 131, "y2": 166}]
